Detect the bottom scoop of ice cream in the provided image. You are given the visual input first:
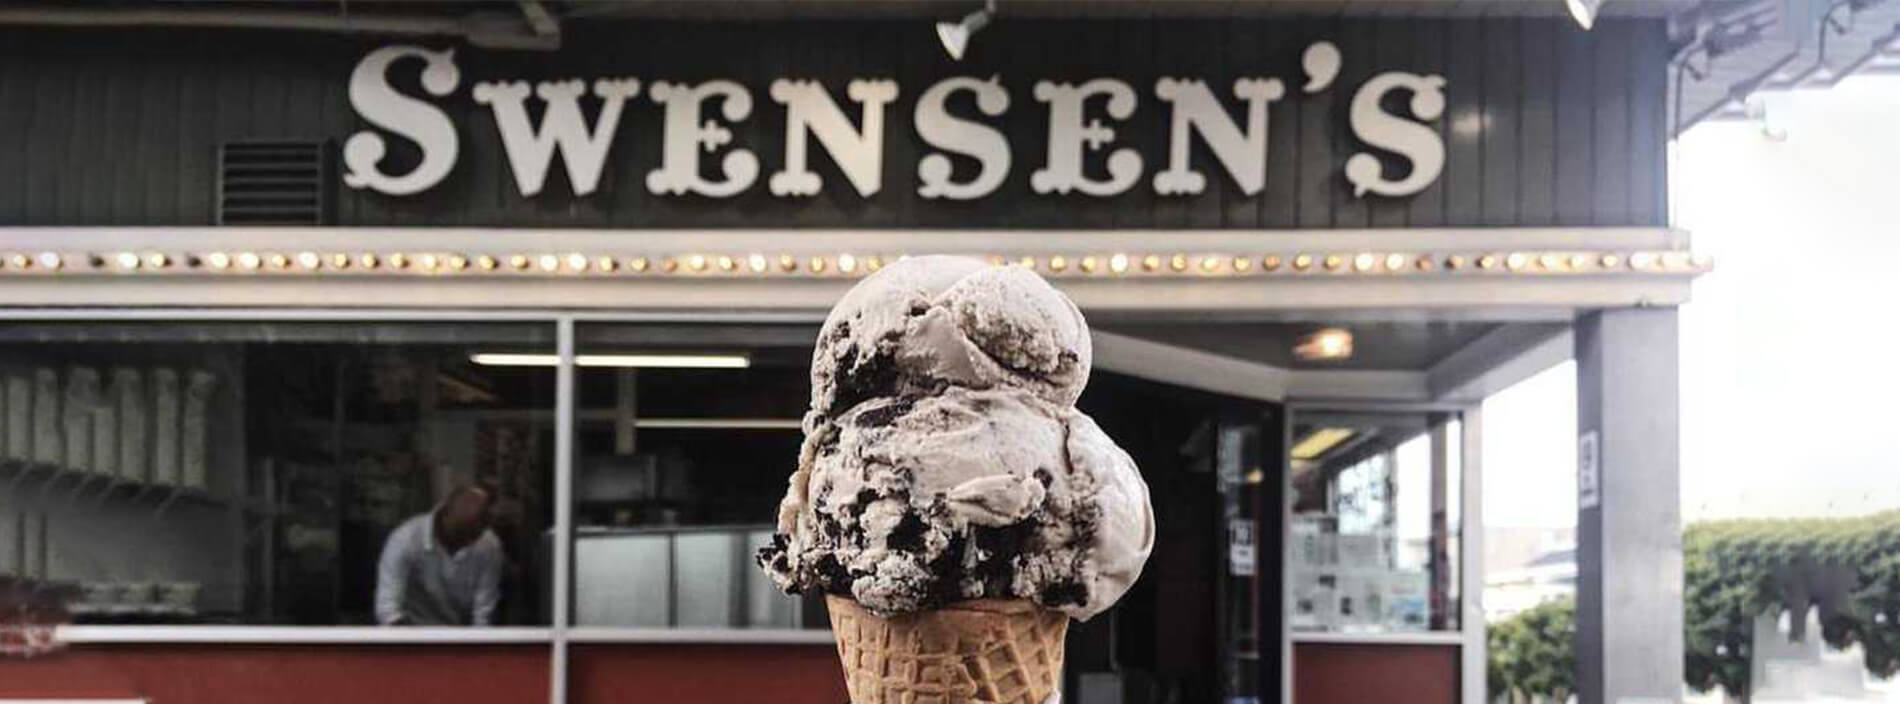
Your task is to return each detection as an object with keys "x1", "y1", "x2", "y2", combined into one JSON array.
[{"x1": 762, "y1": 387, "x2": 1153, "y2": 620}]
